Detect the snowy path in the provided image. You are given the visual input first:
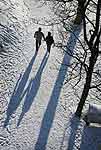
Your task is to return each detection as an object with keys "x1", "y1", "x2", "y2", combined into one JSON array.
[
  {"x1": 1, "y1": 42, "x2": 72, "y2": 150},
  {"x1": 0, "y1": 0, "x2": 101, "y2": 150}
]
